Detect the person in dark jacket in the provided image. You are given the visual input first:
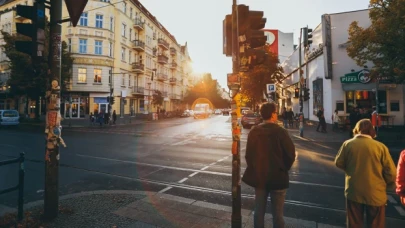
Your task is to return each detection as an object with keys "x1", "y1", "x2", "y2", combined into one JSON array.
[
  {"x1": 242, "y1": 102, "x2": 296, "y2": 228},
  {"x1": 316, "y1": 107, "x2": 327, "y2": 133},
  {"x1": 112, "y1": 110, "x2": 117, "y2": 124},
  {"x1": 349, "y1": 107, "x2": 361, "y2": 138}
]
